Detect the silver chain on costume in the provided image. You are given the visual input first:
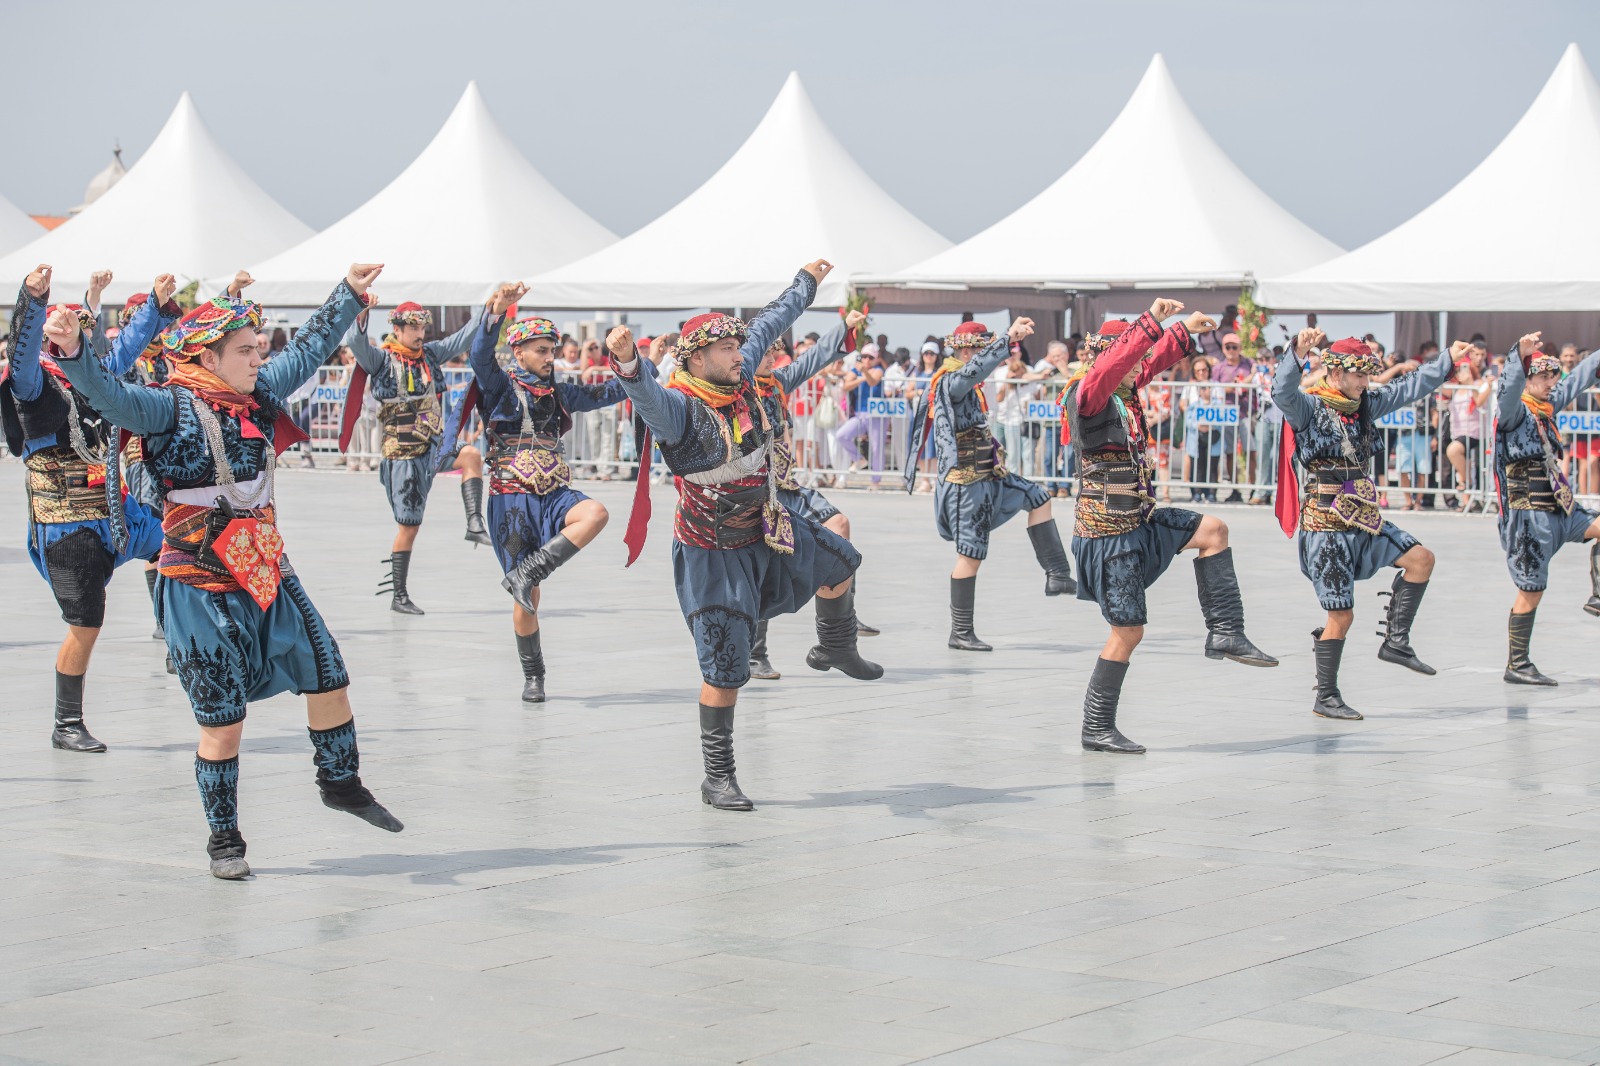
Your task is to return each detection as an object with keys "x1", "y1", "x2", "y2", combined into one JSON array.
[
  {"x1": 48, "y1": 377, "x2": 107, "y2": 467},
  {"x1": 190, "y1": 395, "x2": 275, "y2": 510},
  {"x1": 513, "y1": 383, "x2": 537, "y2": 438}
]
